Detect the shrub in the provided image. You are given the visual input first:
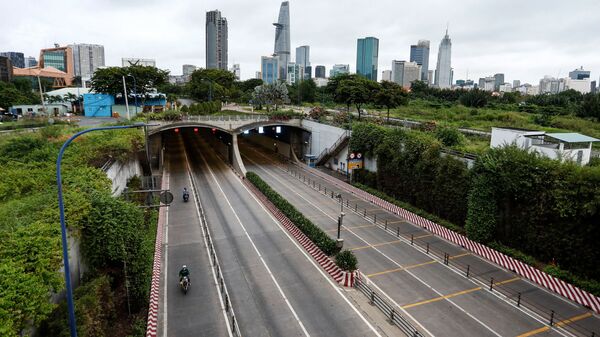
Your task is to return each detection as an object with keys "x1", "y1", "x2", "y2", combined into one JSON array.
[
  {"x1": 435, "y1": 126, "x2": 465, "y2": 147},
  {"x1": 335, "y1": 250, "x2": 358, "y2": 271}
]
